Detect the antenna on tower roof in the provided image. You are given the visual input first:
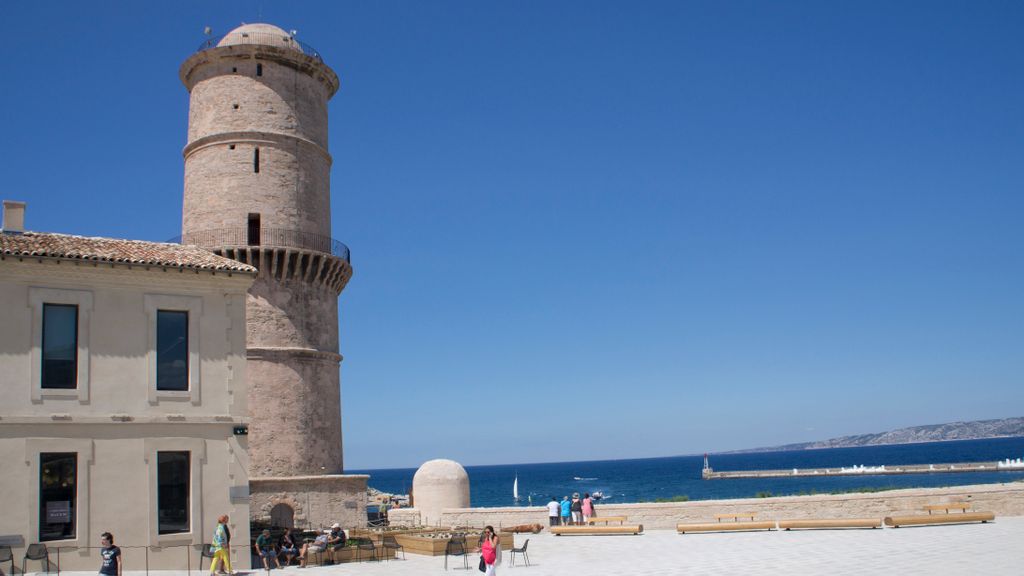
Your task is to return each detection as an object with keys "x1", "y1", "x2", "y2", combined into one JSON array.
[
  {"x1": 290, "y1": 29, "x2": 298, "y2": 37},
  {"x1": 203, "y1": 26, "x2": 212, "y2": 36}
]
